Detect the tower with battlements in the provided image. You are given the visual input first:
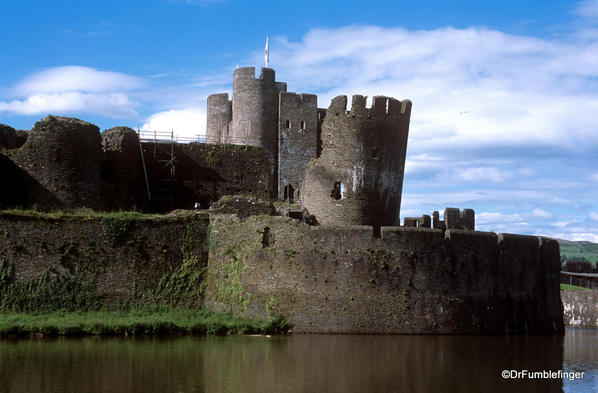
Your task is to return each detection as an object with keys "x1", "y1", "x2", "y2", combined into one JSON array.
[
  {"x1": 205, "y1": 68, "x2": 412, "y2": 226},
  {"x1": 300, "y1": 95, "x2": 411, "y2": 226},
  {"x1": 207, "y1": 67, "x2": 288, "y2": 195}
]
